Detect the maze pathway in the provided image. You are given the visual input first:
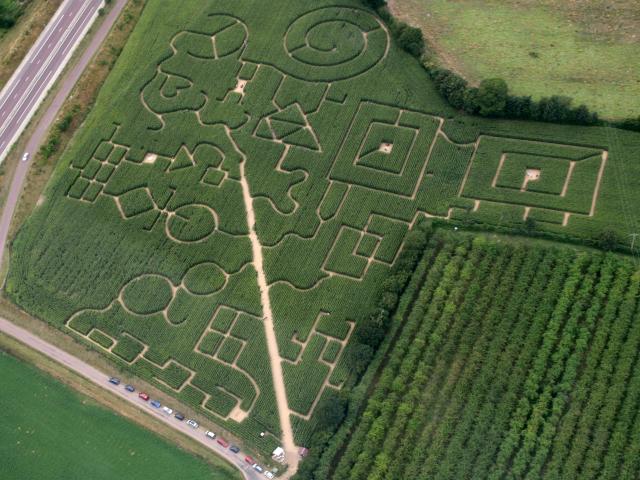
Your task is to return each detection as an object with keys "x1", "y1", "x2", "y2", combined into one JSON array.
[{"x1": 6, "y1": 1, "x2": 616, "y2": 471}]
